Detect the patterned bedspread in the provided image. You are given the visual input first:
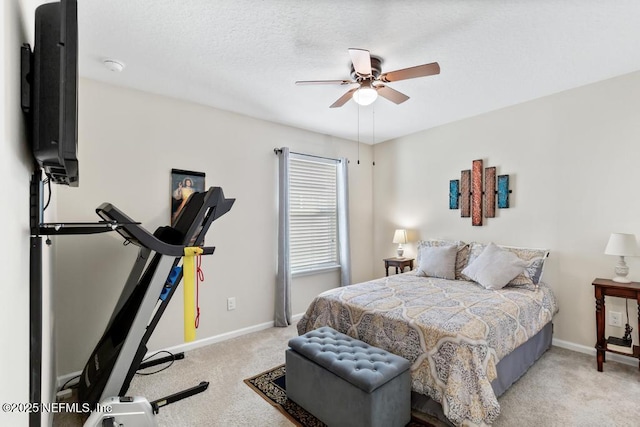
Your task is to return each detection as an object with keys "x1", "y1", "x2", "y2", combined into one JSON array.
[{"x1": 297, "y1": 272, "x2": 559, "y2": 426}]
